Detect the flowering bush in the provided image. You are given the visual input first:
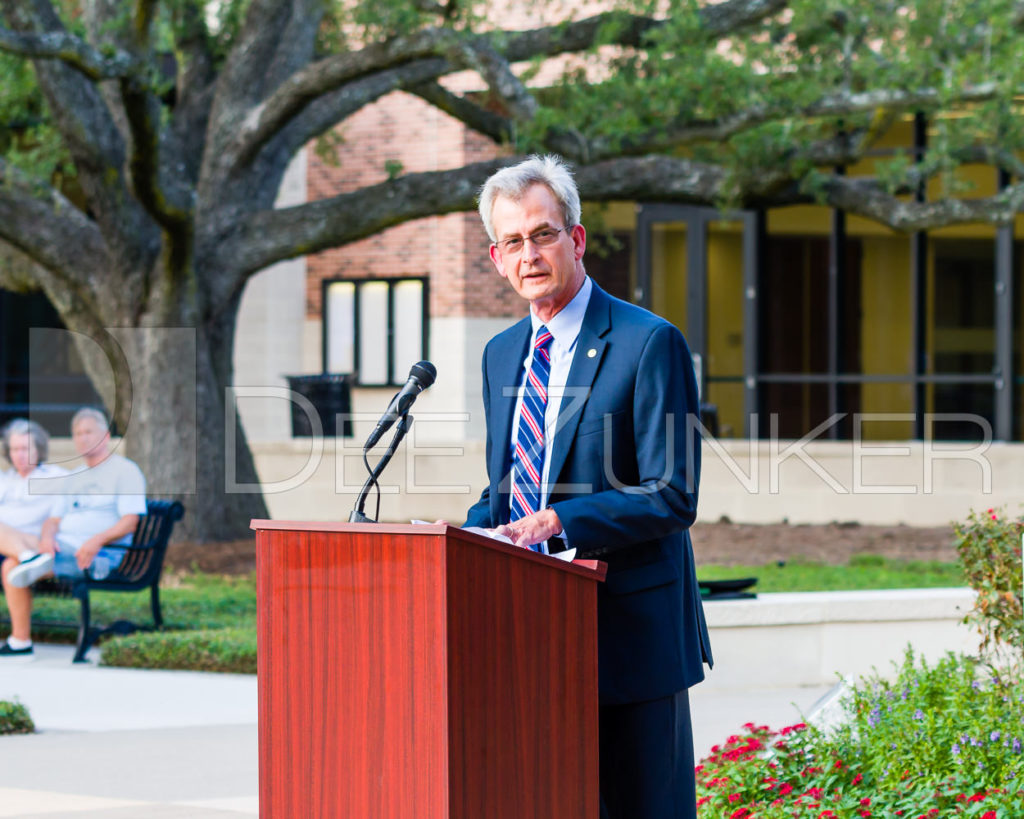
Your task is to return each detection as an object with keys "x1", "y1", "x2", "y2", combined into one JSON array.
[
  {"x1": 696, "y1": 652, "x2": 1023, "y2": 817},
  {"x1": 953, "y1": 507, "x2": 1023, "y2": 662}
]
